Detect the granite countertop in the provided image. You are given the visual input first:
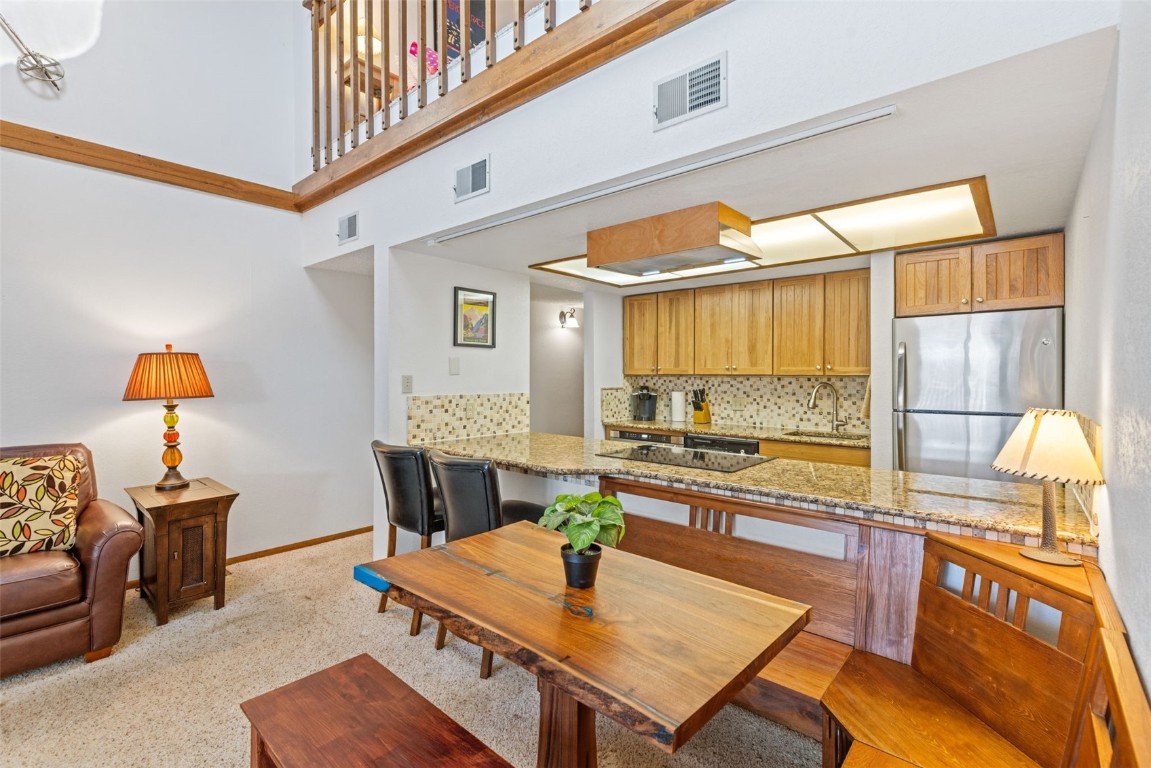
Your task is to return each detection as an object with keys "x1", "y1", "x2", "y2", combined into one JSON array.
[
  {"x1": 421, "y1": 432, "x2": 1096, "y2": 548},
  {"x1": 603, "y1": 419, "x2": 872, "y2": 448}
]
